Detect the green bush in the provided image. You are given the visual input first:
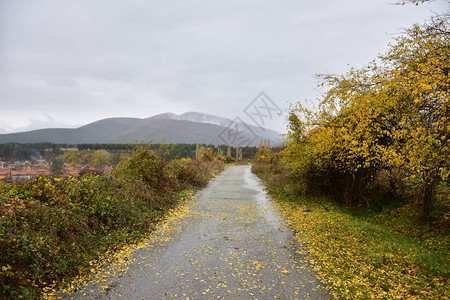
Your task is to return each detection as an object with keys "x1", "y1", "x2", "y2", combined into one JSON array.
[{"x1": 0, "y1": 144, "x2": 225, "y2": 299}]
